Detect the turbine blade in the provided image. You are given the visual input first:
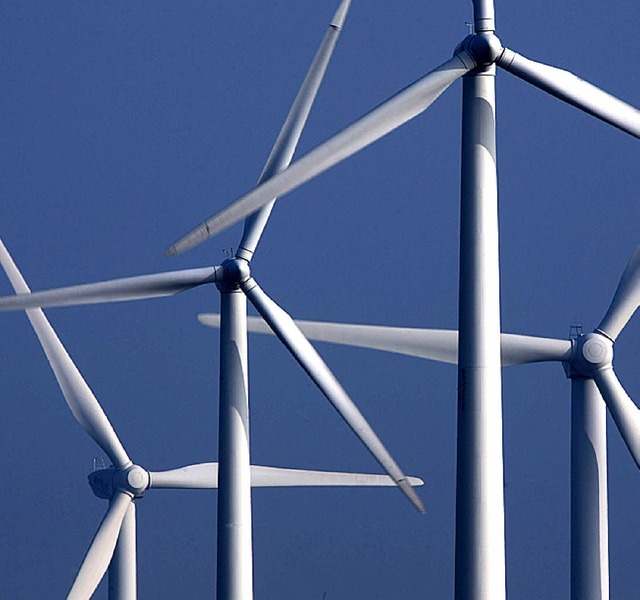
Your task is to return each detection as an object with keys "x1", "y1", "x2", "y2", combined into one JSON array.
[
  {"x1": 149, "y1": 463, "x2": 220, "y2": 489},
  {"x1": 497, "y1": 48, "x2": 640, "y2": 138},
  {"x1": 149, "y1": 462, "x2": 423, "y2": 488},
  {"x1": 68, "y1": 491, "x2": 132, "y2": 600},
  {"x1": 593, "y1": 367, "x2": 640, "y2": 468},
  {"x1": 597, "y1": 243, "x2": 640, "y2": 341},
  {"x1": 166, "y1": 53, "x2": 472, "y2": 256},
  {"x1": 240, "y1": 277, "x2": 425, "y2": 513},
  {"x1": 248, "y1": 465, "x2": 424, "y2": 488},
  {"x1": 201, "y1": 313, "x2": 460, "y2": 362},
  {"x1": 237, "y1": 0, "x2": 352, "y2": 260},
  {"x1": 0, "y1": 240, "x2": 131, "y2": 468},
  {"x1": 198, "y1": 313, "x2": 572, "y2": 366},
  {"x1": 0, "y1": 265, "x2": 224, "y2": 311},
  {"x1": 500, "y1": 333, "x2": 572, "y2": 366}
]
